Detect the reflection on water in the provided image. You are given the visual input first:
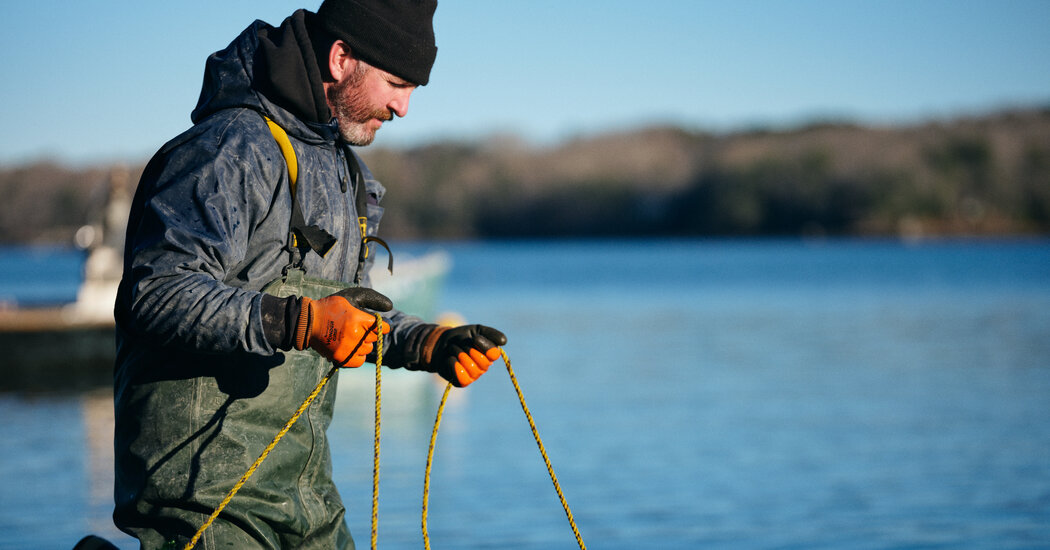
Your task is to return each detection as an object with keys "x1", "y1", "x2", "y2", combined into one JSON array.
[
  {"x1": 0, "y1": 391, "x2": 134, "y2": 549},
  {"x1": 82, "y1": 390, "x2": 121, "y2": 544}
]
